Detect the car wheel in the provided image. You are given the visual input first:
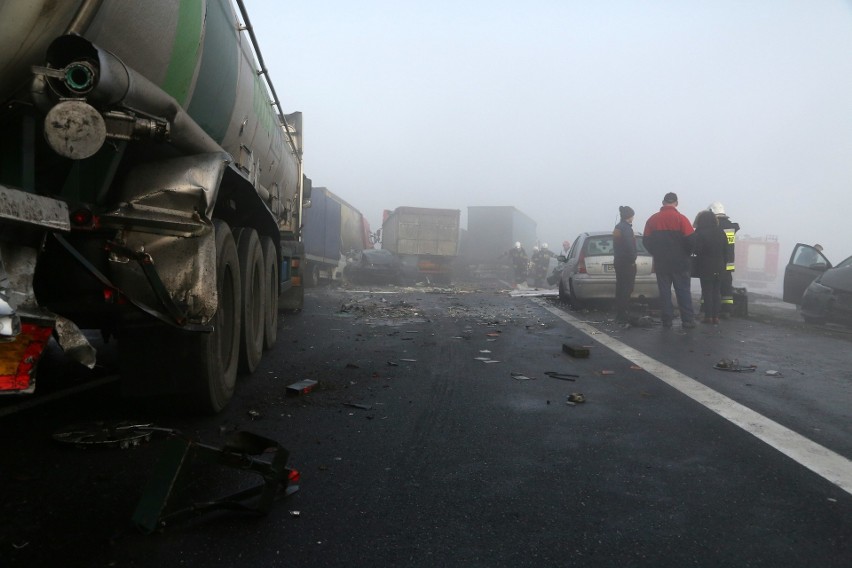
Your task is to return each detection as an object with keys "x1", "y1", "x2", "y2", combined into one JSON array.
[
  {"x1": 568, "y1": 281, "x2": 584, "y2": 309},
  {"x1": 558, "y1": 280, "x2": 569, "y2": 302}
]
